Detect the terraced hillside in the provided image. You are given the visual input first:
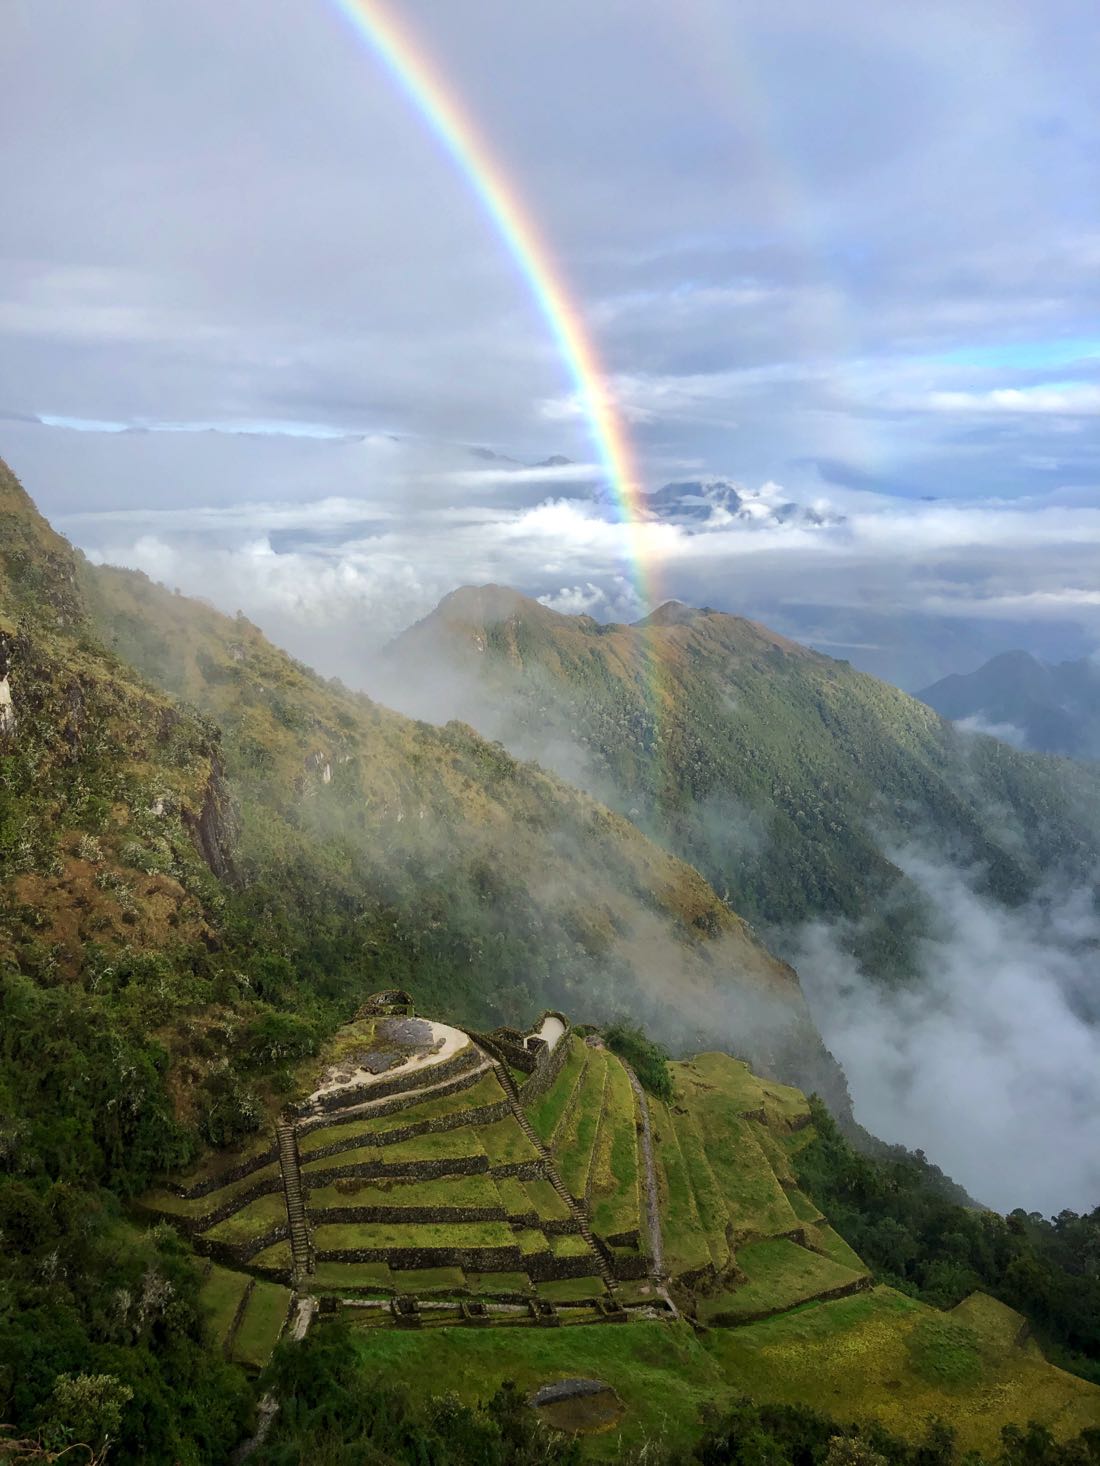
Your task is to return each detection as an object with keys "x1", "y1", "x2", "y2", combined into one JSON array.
[
  {"x1": 234, "y1": 1017, "x2": 1094, "y2": 1457},
  {"x1": 142, "y1": 999, "x2": 1100, "y2": 1456},
  {"x1": 141, "y1": 999, "x2": 642, "y2": 1363}
]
